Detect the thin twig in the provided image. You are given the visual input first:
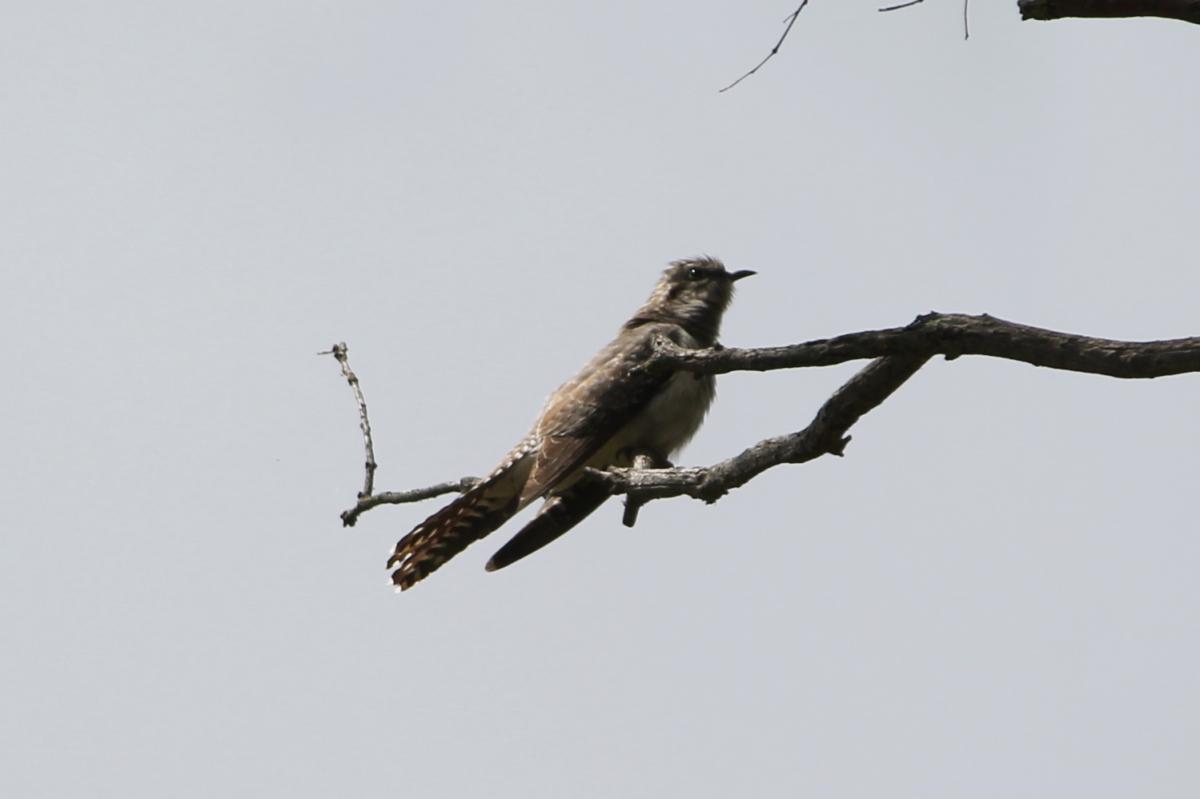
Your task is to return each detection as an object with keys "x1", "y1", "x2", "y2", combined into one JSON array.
[
  {"x1": 341, "y1": 477, "x2": 480, "y2": 528},
  {"x1": 321, "y1": 342, "x2": 377, "y2": 498},
  {"x1": 719, "y1": 1, "x2": 809, "y2": 93},
  {"x1": 879, "y1": 0, "x2": 925, "y2": 11},
  {"x1": 878, "y1": 0, "x2": 969, "y2": 39}
]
